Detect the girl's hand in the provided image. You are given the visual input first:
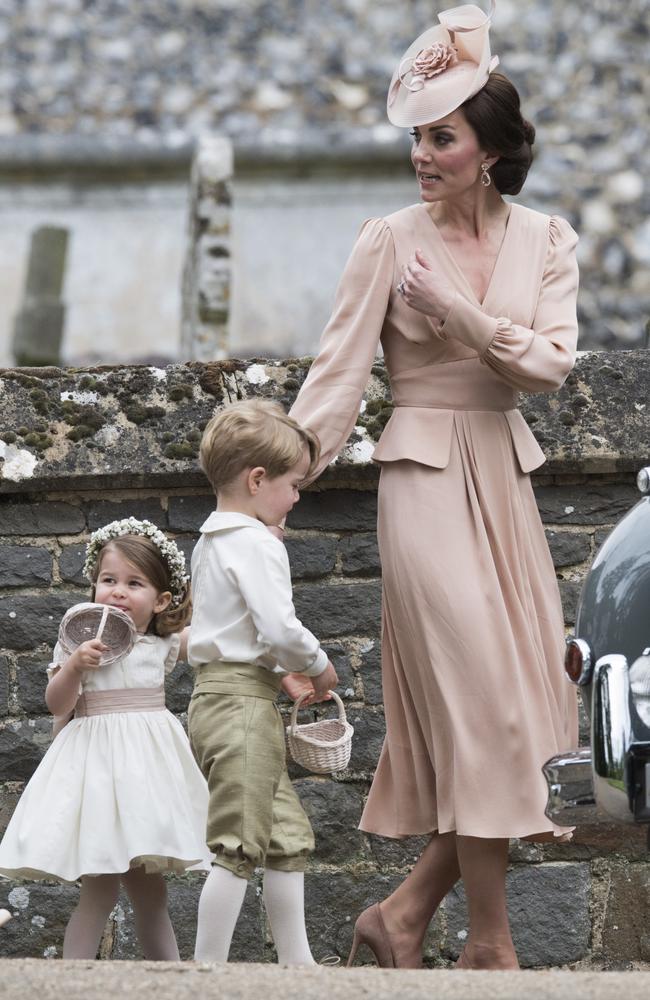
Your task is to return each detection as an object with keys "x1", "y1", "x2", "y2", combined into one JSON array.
[
  {"x1": 67, "y1": 638, "x2": 107, "y2": 673},
  {"x1": 398, "y1": 248, "x2": 455, "y2": 323}
]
